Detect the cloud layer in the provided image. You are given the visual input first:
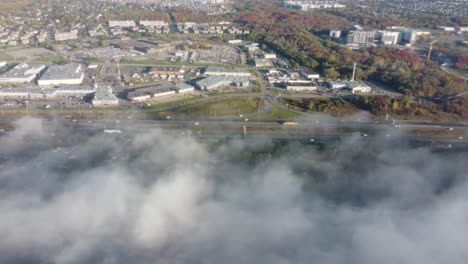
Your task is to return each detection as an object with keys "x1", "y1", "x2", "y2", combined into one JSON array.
[{"x1": 0, "y1": 118, "x2": 467, "y2": 264}]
